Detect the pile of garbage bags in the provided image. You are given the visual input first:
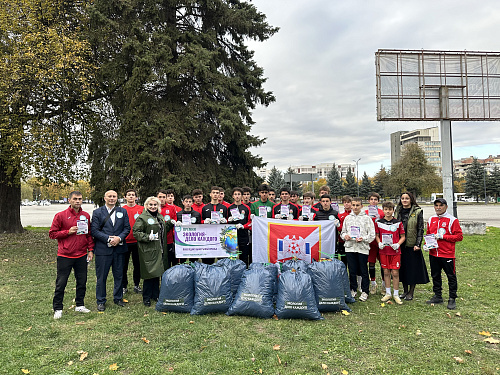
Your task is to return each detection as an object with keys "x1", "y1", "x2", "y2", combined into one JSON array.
[{"x1": 156, "y1": 258, "x2": 353, "y2": 320}]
